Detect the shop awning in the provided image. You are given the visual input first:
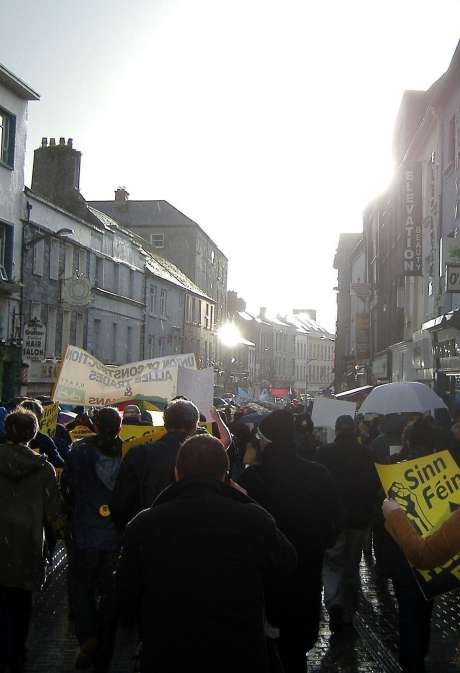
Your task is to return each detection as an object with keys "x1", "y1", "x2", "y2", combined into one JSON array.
[
  {"x1": 335, "y1": 385, "x2": 373, "y2": 400},
  {"x1": 423, "y1": 309, "x2": 460, "y2": 332}
]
